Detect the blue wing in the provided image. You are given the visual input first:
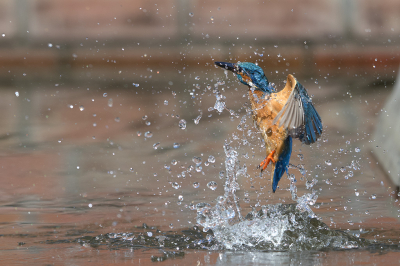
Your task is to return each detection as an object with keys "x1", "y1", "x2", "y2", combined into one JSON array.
[
  {"x1": 272, "y1": 136, "x2": 292, "y2": 192},
  {"x1": 273, "y1": 77, "x2": 322, "y2": 144}
]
